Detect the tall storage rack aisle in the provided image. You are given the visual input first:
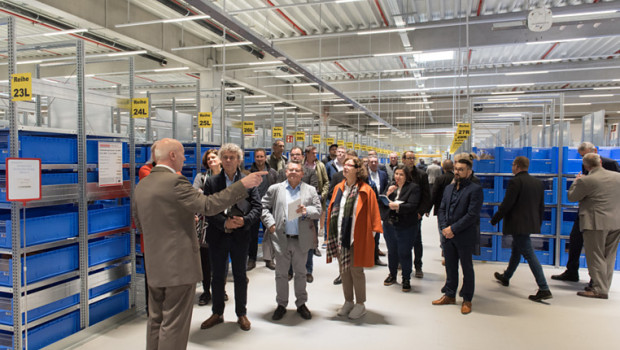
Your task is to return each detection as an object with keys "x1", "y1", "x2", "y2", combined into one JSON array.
[{"x1": 471, "y1": 146, "x2": 620, "y2": 270}]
